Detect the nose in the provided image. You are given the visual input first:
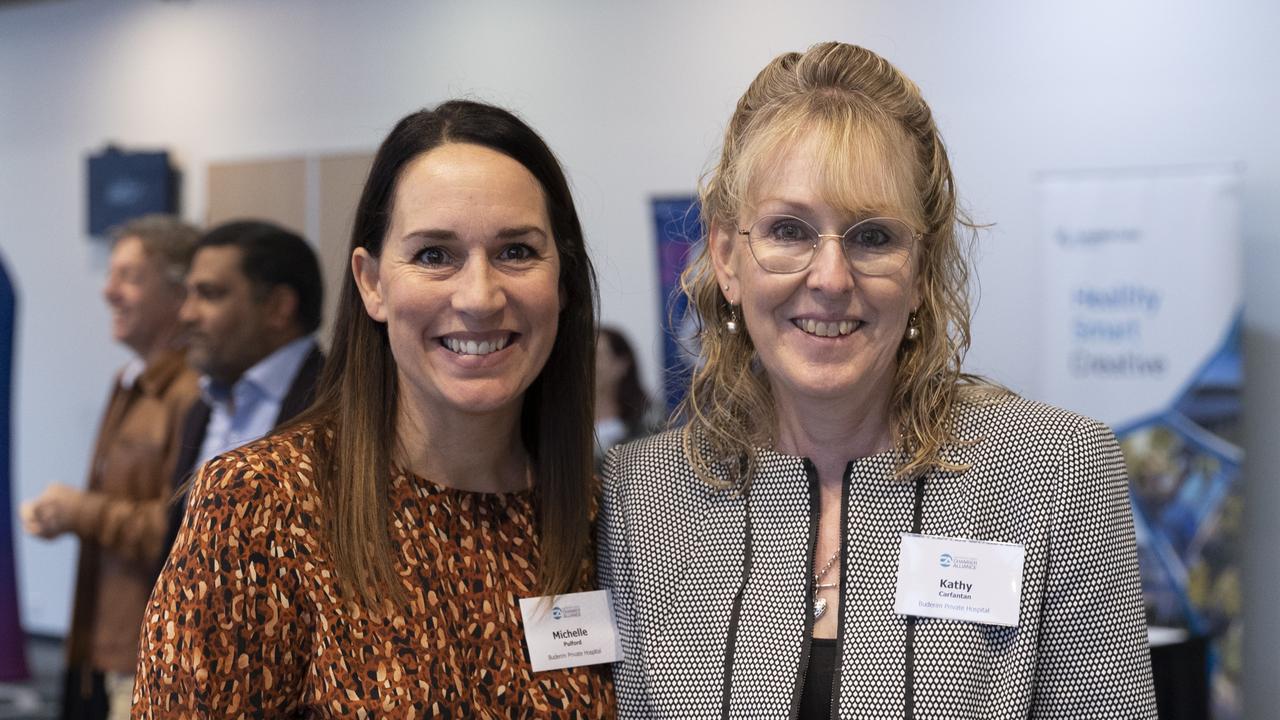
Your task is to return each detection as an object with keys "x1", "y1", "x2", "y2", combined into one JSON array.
[
  {"x1": 452, "y1": 255, "x2": 506, "y2": 318},
  {"x1": 178, "y1": 292, "x2": 198, "y2": 325},
  {"x1": 805, "y1": 235, "x2": 855, "y2": 295},
  {"x1": 102, "y1": 276, "x2": 121, "y2": 306}
]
